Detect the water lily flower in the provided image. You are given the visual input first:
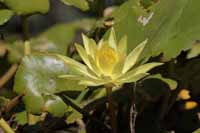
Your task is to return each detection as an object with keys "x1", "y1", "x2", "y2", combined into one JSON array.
[{"x1": 57, "y1": 28, "x2": 163, "y2": 87}]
